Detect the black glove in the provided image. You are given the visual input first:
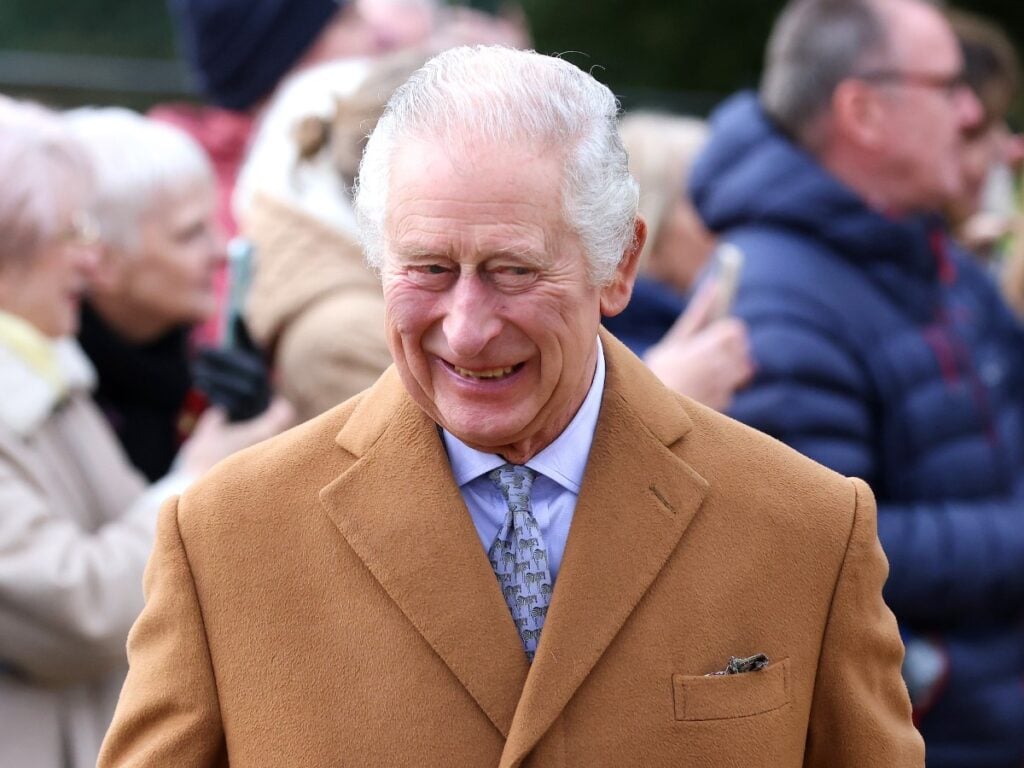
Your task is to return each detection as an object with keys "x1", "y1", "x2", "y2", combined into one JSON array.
[{"x1": 192, "y1": 318, "x2": 272, "y2": 422}]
